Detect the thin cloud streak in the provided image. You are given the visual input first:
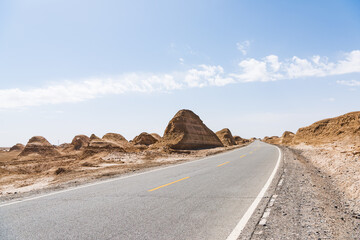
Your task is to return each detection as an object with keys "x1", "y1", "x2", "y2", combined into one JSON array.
[
  {"x1": 337, "y1": 79, "x2": 360, "y2": 87},
  {"x1": 236, "y1": 40, "x2": 250, "y2": 55}
]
